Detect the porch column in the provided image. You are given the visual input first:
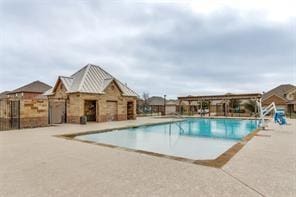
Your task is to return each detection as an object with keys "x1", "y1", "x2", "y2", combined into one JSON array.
[
  {"x1": 208, "y1": 101, "x2": 211, "y2": 117},
  {"x1": 188, "y1": 100, "x2": 192, "y2": 115},
  {"x1": 224, "y1": 101, "x2": 227, "y2": 117},
  {"x1": 200, "y1": 100, "x2": 203, "y2": 117},
  {"x1": 254, "y1": 99, "x2": 257, "y2": 117},
  {"x1": 231, "y1": 99, "x2": 234, "y2": 117},
  {"x1": 178, "y1": 99, "x2": 182, "y2": 115}
]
